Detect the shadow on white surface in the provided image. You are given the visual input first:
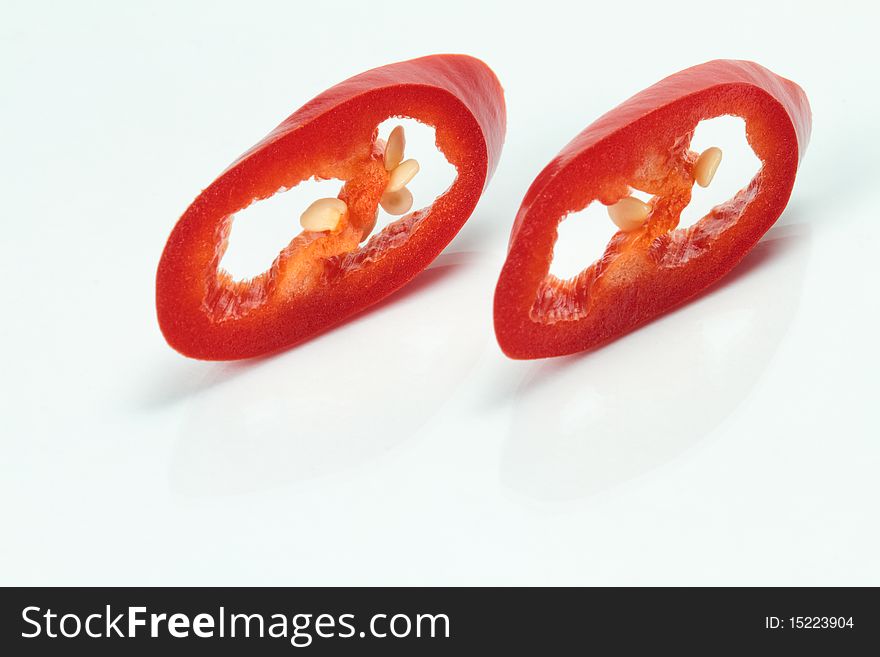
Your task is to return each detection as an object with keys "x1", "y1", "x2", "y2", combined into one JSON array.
[
  {"x1": 135, "y1": 359, "x2": 242, "y2": 412},
  {"x1": 501, "y1": 222, "x2": 811, "y2": 502},
  {"x1": 163, "y1": 252, "x2": 490, "y2": 496},
  {"x1": 134, "y1": 251, "x2": 478, "y2": 411}
]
